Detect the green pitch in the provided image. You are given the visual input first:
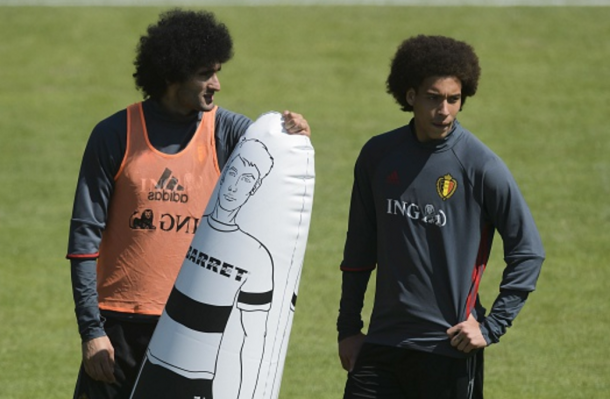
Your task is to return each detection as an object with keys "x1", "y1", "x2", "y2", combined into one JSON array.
[{"x1": 0, "y1": 5, "x2": 608, "y2": 399}]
